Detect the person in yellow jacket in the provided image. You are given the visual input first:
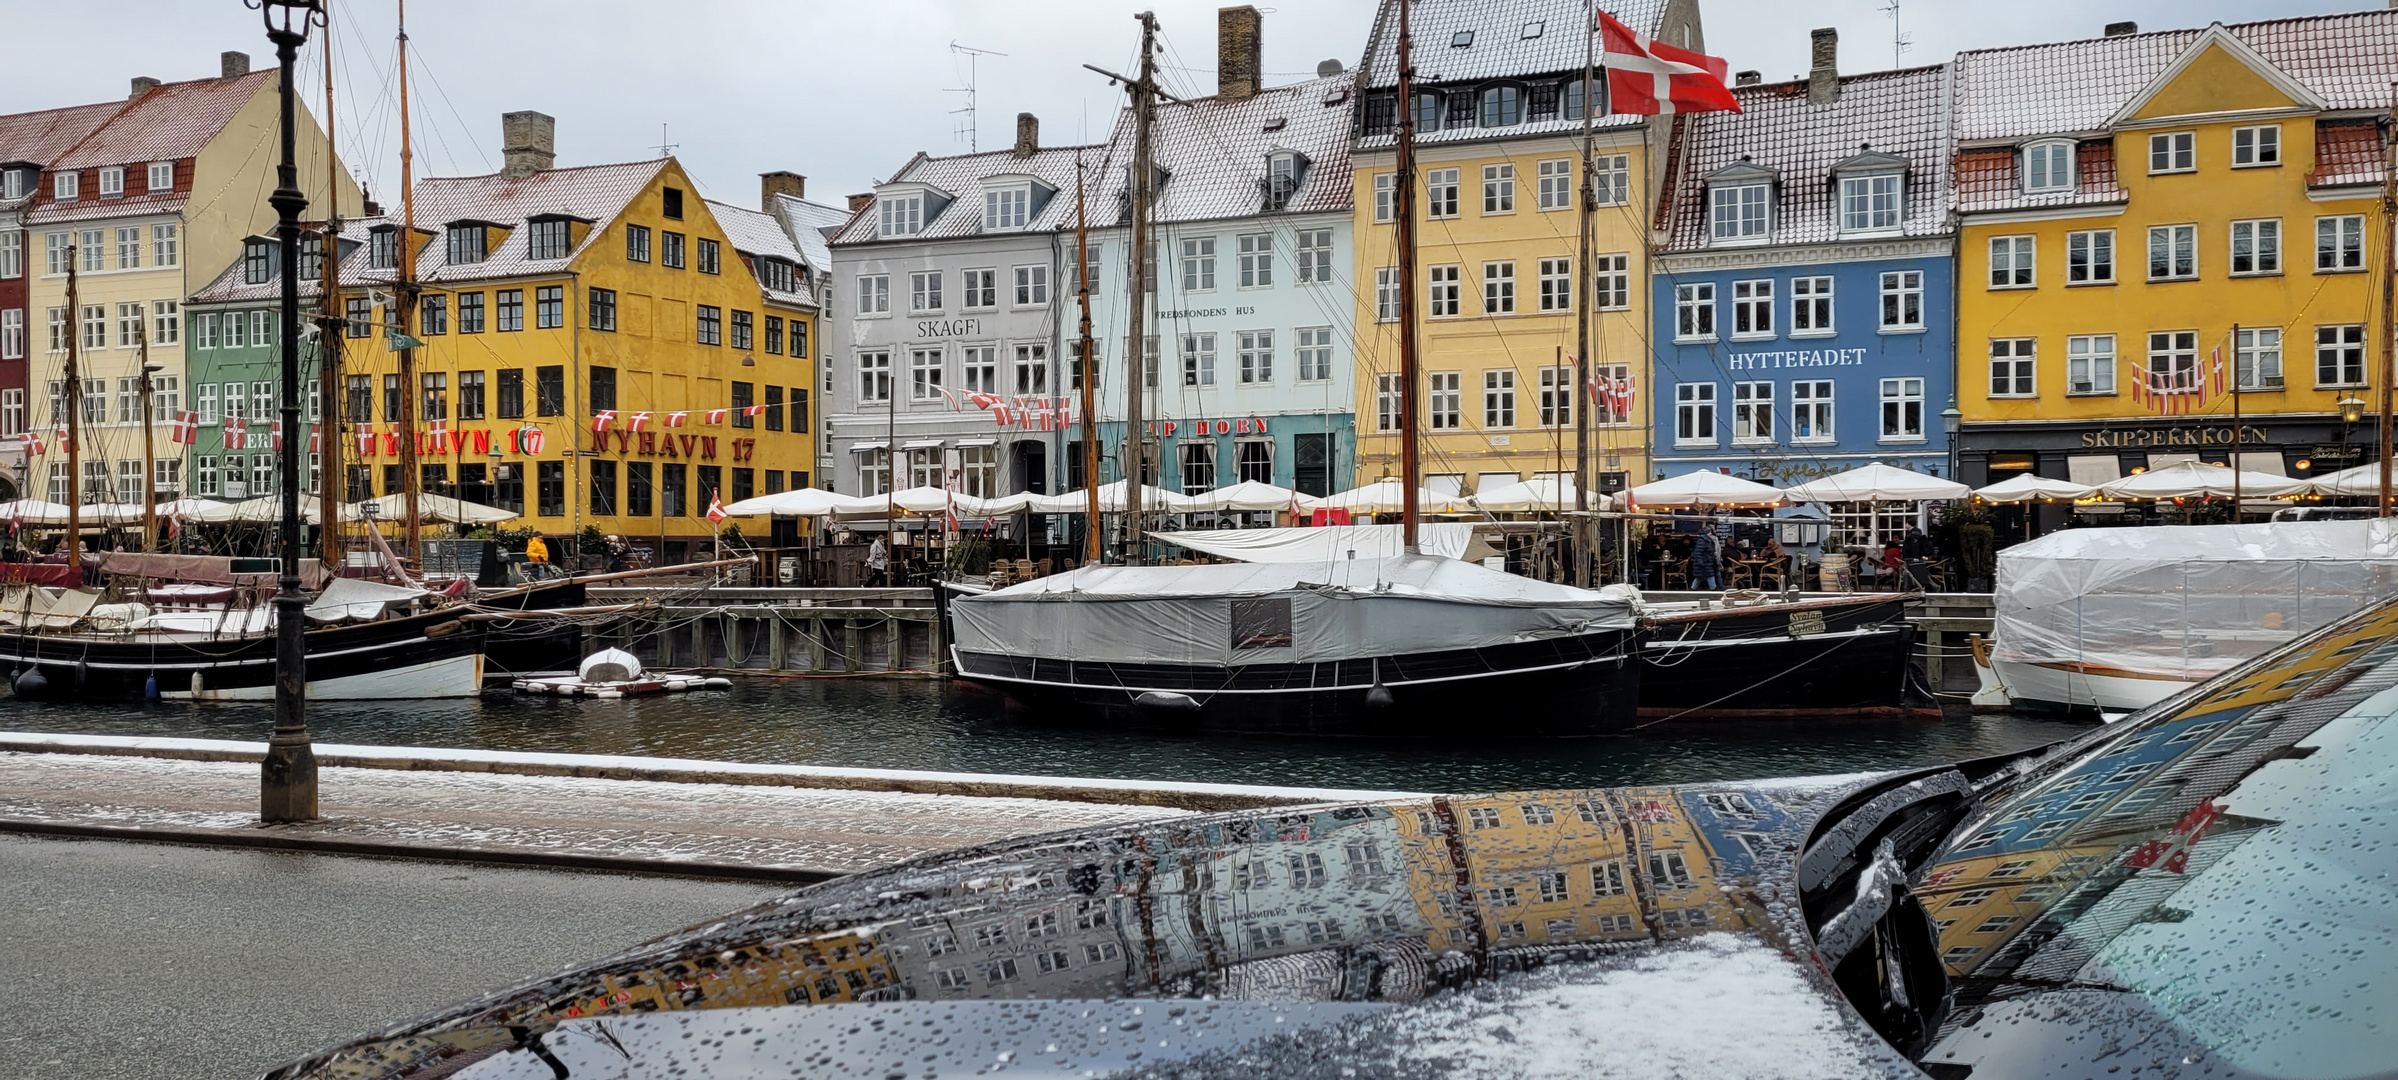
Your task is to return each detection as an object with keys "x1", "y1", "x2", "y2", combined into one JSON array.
[{"x1": 524, "y1": 534, "x2": 550, "y2": 564}]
